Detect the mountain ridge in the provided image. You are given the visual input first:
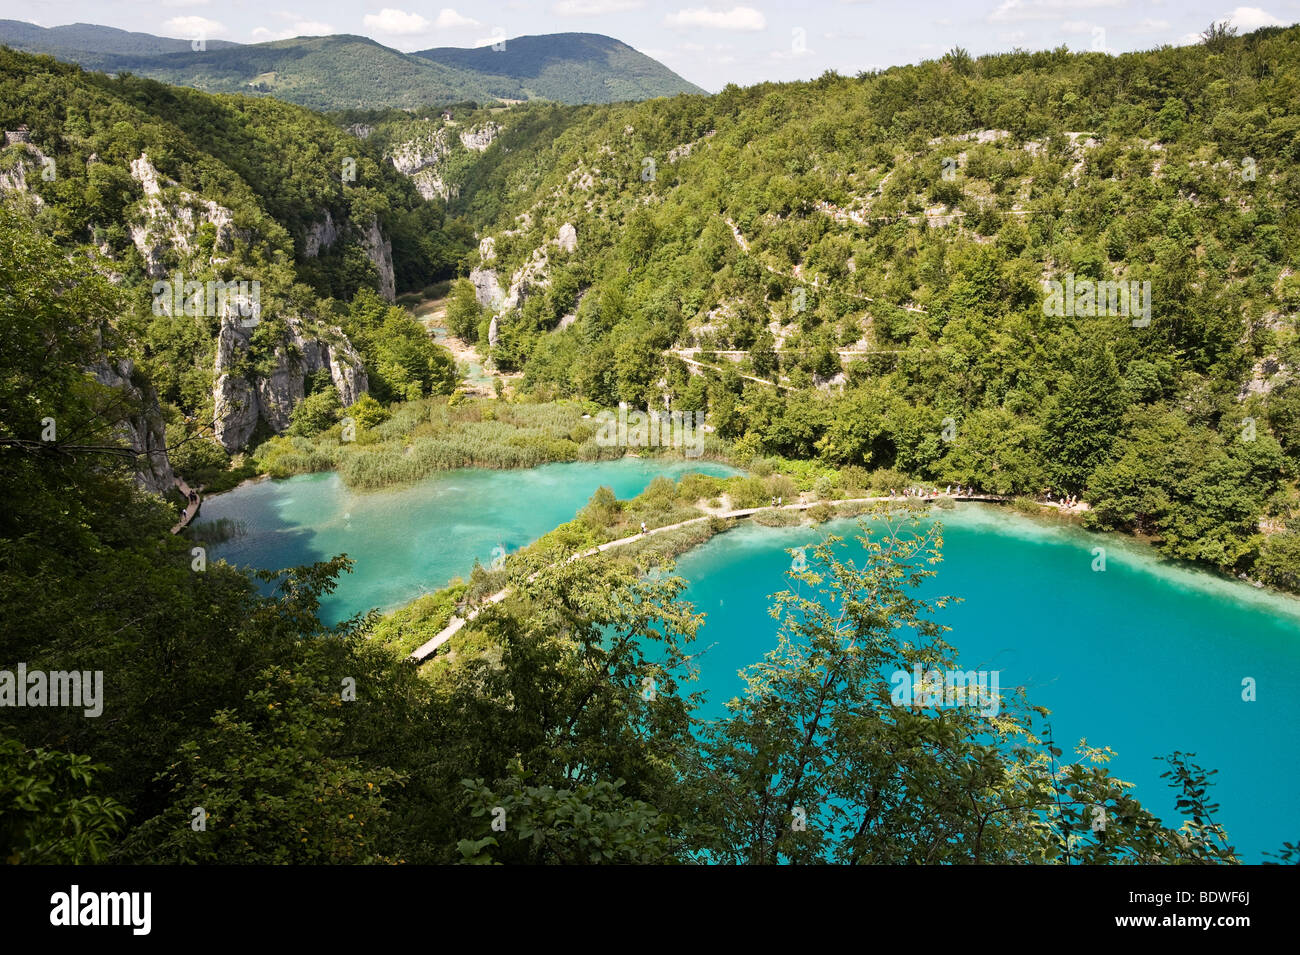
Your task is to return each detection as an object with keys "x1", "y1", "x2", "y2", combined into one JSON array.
[{"x1": 0, "y1": 21, "x2": 704, "y2": 109}]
